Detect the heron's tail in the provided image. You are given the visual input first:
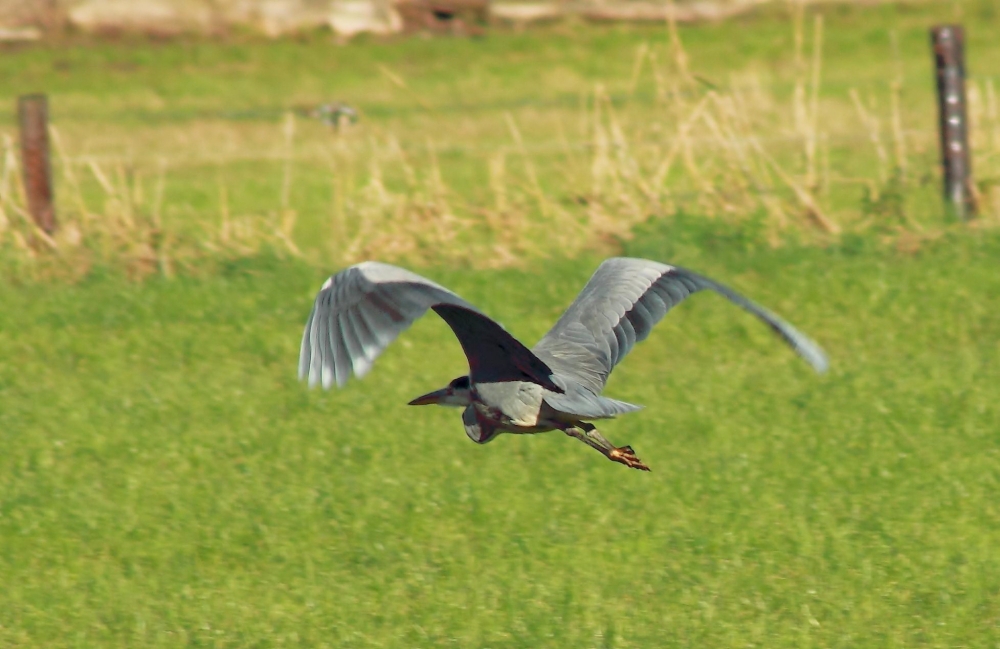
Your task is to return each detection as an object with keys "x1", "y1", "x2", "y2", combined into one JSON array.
[{"x1": 544, "y1": 390, "x2": 643, "y2": 420}]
